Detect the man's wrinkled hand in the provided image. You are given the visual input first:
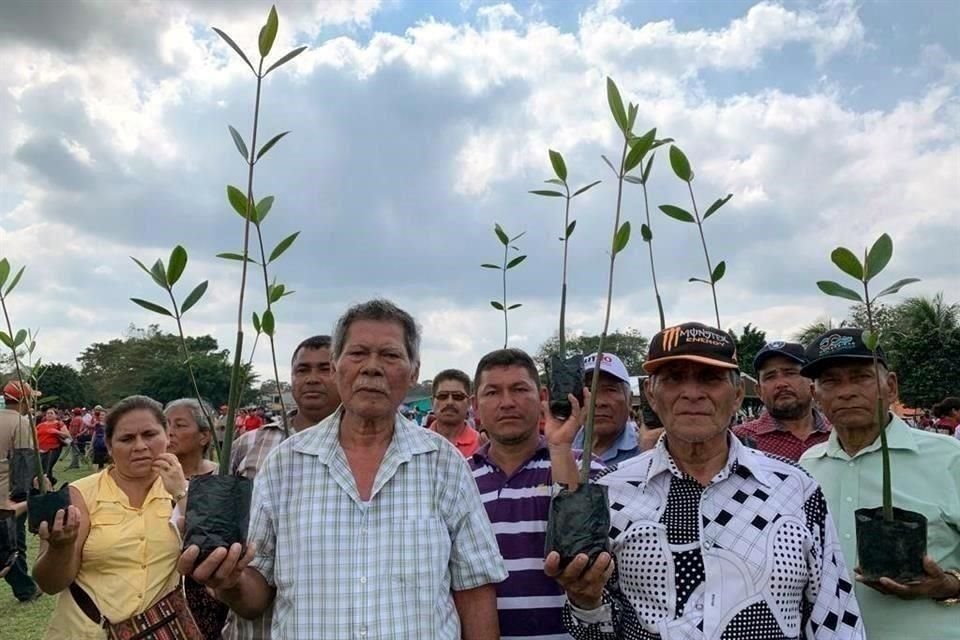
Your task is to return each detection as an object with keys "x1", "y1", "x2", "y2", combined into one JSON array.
[
  {"x1": 542, "y1": 388, "x2": 591, "y2": 451},
  {"x1": 855, "y1": 555, "x2": 960, "y2": 600},
  {"x1": 544, "y1": 550, "x2": 613, "y2": 611},
  {"x1": 178, "y1": 543, "x2": 256, "y2": 593}
]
